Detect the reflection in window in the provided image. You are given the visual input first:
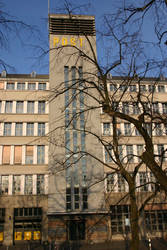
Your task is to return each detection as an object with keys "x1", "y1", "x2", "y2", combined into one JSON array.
[
  {"x1": 37, "y1": 175, "x2": 44, "y2": 194},
  {"x1": 15, "y1": 123, "x2": 23, "y2": 136},
  {"x1": 25, "y1": 175, "x2": 33, "y2": 194},
  {"x1": 13, "y1": 175, "x2": 21, "y2": 194},
  {"x1": 37, "y1": 145, "x2": 45, "y2": 164}
]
